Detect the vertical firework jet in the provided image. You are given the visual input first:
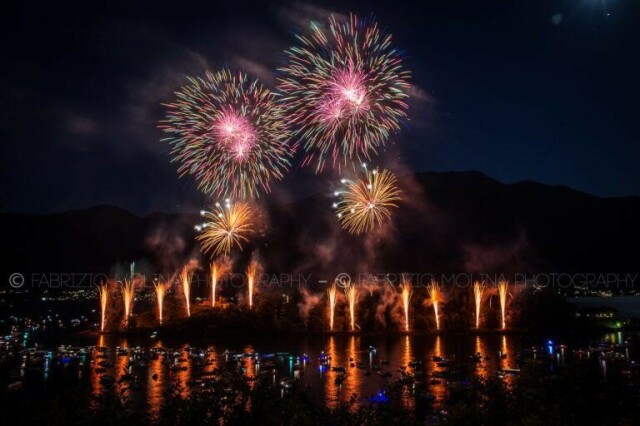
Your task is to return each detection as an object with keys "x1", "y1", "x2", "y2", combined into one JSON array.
[
  {"x1": 401, "y1": 280, "x2": 413, "y2": 332},
  {"x1": 154, "y1": 280, "x2": 169, "y2": 325},
  {"x1": 121, "y1": 279, "x2": 135, "y2": 326},
  {"x1": 498, "y1": 281, "x2": 508, "y2": 330},
  {"x1": 210, "y1": 258, "x2": 230, "y2": 308},
  {"x1": 428, "y1": 282, "x2": 441, "y2": 331},
  {"x1": 246, "y1": 261, "x2": 258, "y2": 309},
  {"x1": 180, "y1": 267, "x2": 192, "y2": 317},
  {"x1": 345, "y1": 282, "x2": 358, "y2": 331},
  {"x1": 98, "y1": 283, "x2": 109, "y2": 332},
  {"x1": 327, "y1": 282, "x2": 338, "y2": 331},
  {"x1": 473, "y1": 281, "x2": 485, "y2": 329}
]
